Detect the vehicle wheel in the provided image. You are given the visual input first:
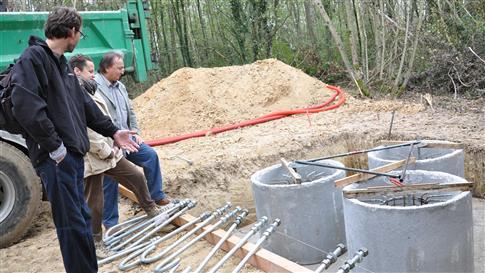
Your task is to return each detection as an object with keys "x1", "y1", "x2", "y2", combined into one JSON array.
[{"x1": 0, "y1": 141, "x2": 41, "y2": 248}]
